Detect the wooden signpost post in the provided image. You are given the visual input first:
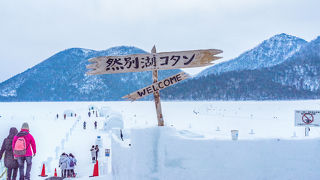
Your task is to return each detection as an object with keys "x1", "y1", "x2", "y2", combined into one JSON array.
[{"x1": 86, "y1": 46, "x2": 222, "y2": 126}]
